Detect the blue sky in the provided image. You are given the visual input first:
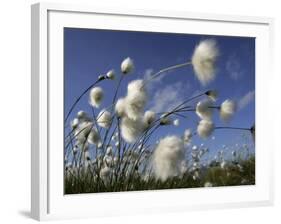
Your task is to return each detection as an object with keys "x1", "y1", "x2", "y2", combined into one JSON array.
[{"x1": 64, "y1": 28, "x2": 255, "y2": 161}]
